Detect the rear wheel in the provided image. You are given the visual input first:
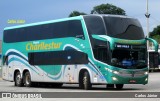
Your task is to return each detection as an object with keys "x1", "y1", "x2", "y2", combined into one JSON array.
[
  {"x1": 15, "y1": 72, "x2": 23, "y2": 87},
  {"x1": 24, "y1": 72, "x2": 32, "y2": 87},
  {"x1": 115, "y1": 84, "x2": 124, "y2": 90}
]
